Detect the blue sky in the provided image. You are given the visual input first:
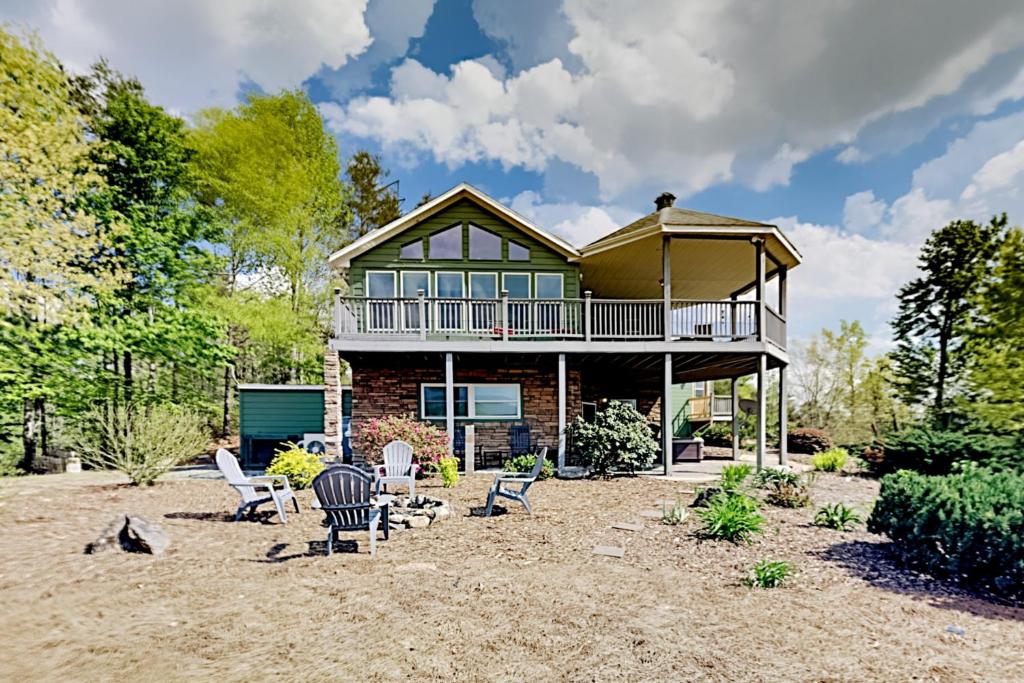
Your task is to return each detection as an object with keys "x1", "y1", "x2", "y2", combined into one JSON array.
[{"x1": 7, "y1": 0, "x2": 1024, "y2": 348}]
